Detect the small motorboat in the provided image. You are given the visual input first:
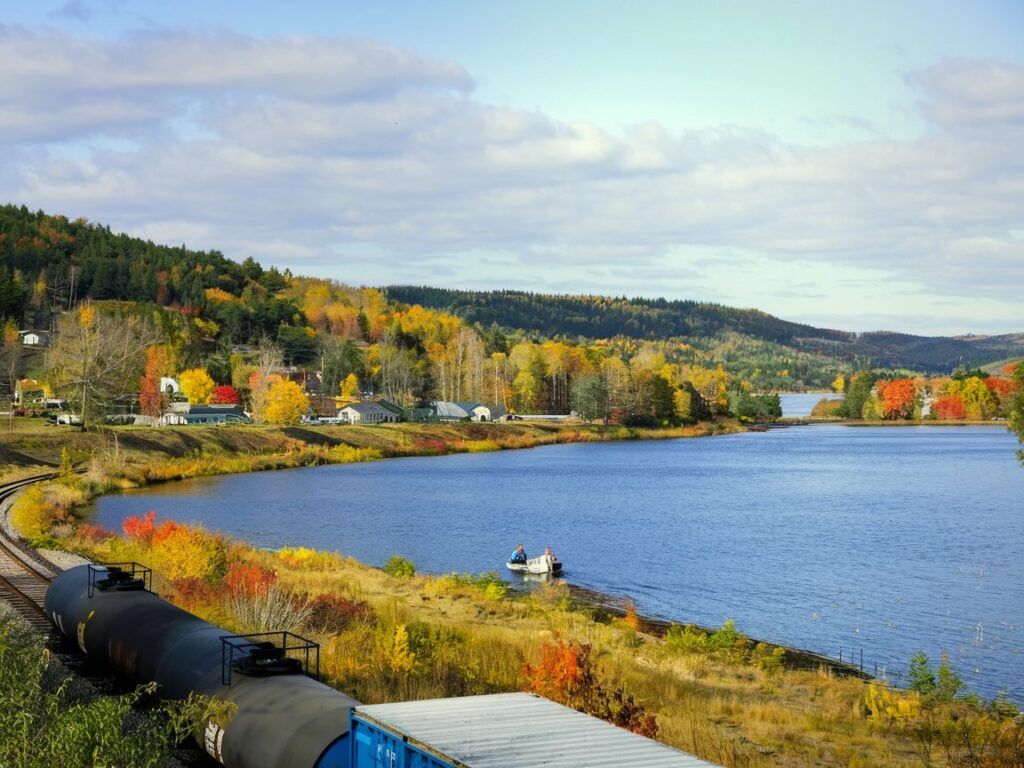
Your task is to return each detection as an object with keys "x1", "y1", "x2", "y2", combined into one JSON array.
[{"x1": 506, "y1": 554, "x2": 563, "y2": 576}]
